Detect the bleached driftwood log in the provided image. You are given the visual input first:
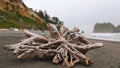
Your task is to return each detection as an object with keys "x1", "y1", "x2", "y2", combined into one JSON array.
[{"x1": 4, "y1": 23, "x2": 104, "y2": 68}]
